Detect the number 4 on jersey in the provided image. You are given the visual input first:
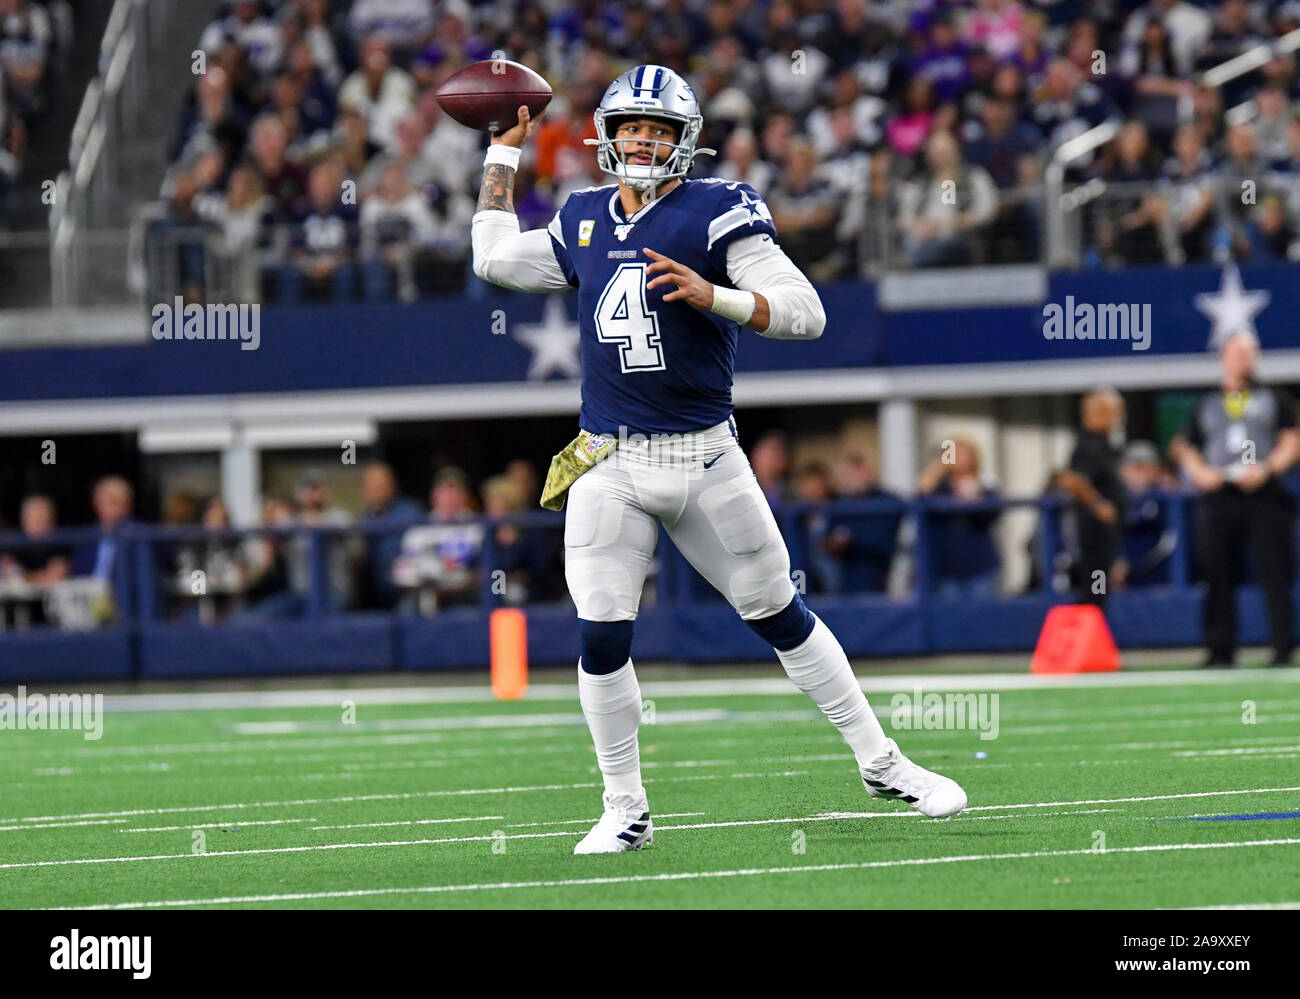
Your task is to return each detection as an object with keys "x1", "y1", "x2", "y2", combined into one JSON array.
[{"x1": 595, "y1": 263, "x2": 665, "y2": 373}]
